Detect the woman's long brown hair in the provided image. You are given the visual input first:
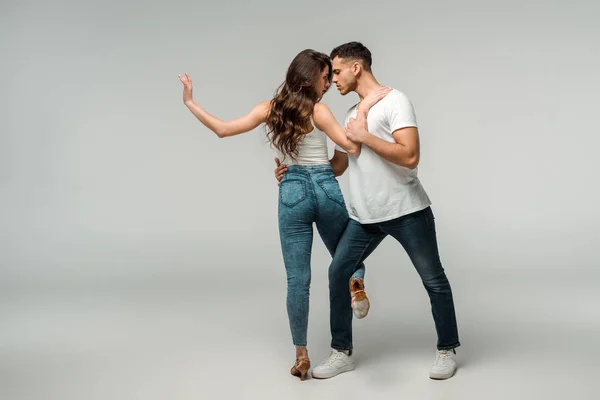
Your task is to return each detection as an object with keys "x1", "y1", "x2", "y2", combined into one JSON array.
[{"x1": 265, "y1": 49, "x2": 332, "y2": 160}]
